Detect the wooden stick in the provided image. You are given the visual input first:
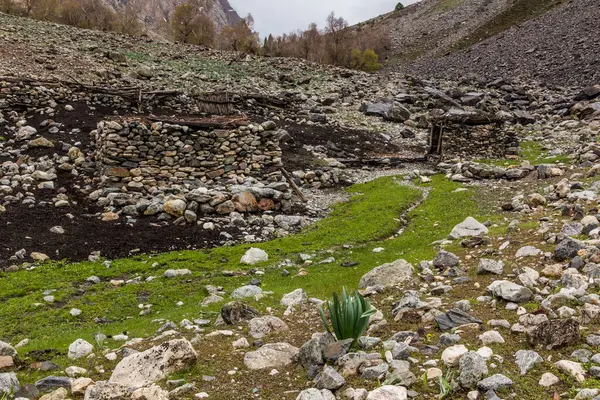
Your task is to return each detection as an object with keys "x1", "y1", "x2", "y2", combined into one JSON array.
[{"x1": 281, "y1": 167, "x2": 307, "y2": 202}]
